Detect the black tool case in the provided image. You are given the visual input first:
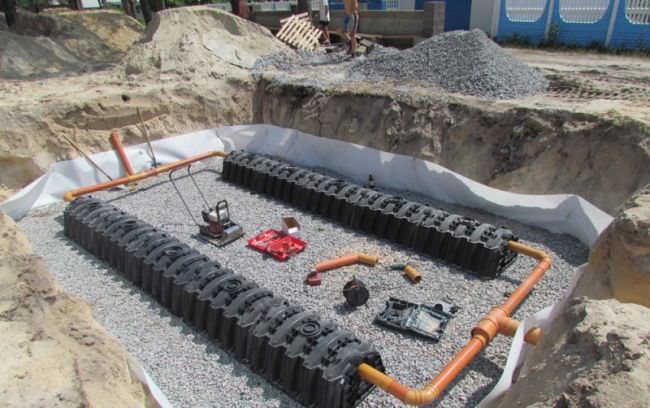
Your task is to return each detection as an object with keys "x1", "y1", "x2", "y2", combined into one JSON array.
[{"x1": 374, "y1": 297, "x2": 458, "y2": 342}]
